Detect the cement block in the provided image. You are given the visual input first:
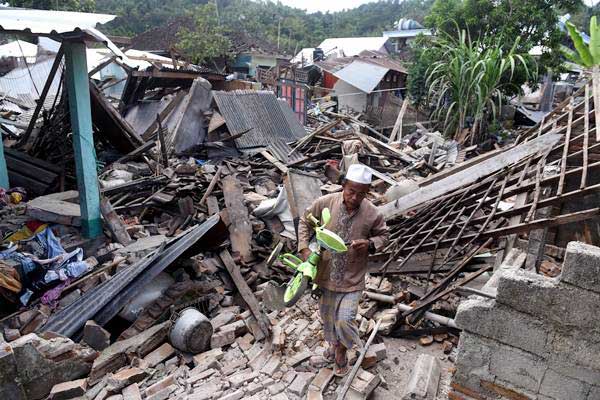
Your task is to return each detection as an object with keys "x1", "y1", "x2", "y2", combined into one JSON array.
[
  {"x1": 401, "y1": 354, "x2": 441, "y2": 399},
  {"x1": 547, "y1": 359, "x2": 600, "y2": 387},
  {"x1": 561, "y1": 242, "x2": 600, "y2": 294},
  {"x1": 539, "y1": 369, "x2": 590, "y2": 400},
  {"x1": 496, "y1": 269, "x2": 600, "y2": 331},
  {"x1": 488, "y1": 338, "x2": 546, "y2": 393},
  {"x1": 455, "y1": 297, "x2": 551, "y2": 356},
  {"x1": 587, "y1": 385, "x2": 600, "y2": 400},
  {"x1": 550, "y1": 330, "x2": 600, "y2": 372},
  {"x1": 454, "y1": 333, "x2": 494, "y2": 384}
]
